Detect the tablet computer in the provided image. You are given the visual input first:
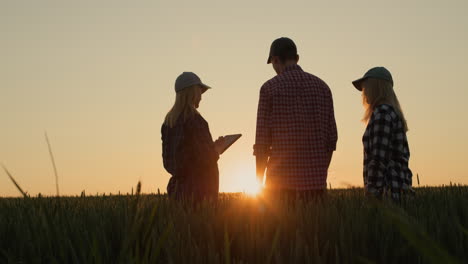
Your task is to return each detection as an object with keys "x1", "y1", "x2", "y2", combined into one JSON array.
[{"x1": 218, "y1": 134, "x2": 242, "y2": 154}]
